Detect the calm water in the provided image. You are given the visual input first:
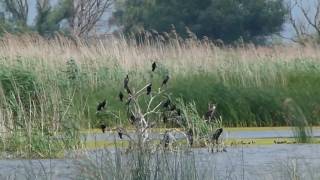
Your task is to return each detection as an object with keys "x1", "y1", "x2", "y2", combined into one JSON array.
[{"x1": 1, "y1": 144, "x2": 320, "y2": 179}]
